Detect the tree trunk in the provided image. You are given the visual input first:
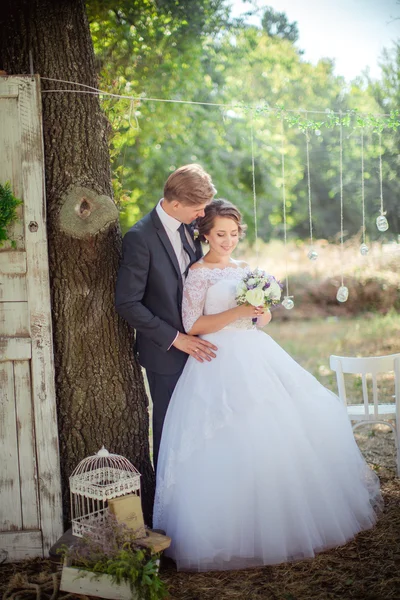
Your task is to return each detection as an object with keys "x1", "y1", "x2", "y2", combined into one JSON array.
[{"x1": 0, "y1": 0, "x2": 154, "y2": 525}]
